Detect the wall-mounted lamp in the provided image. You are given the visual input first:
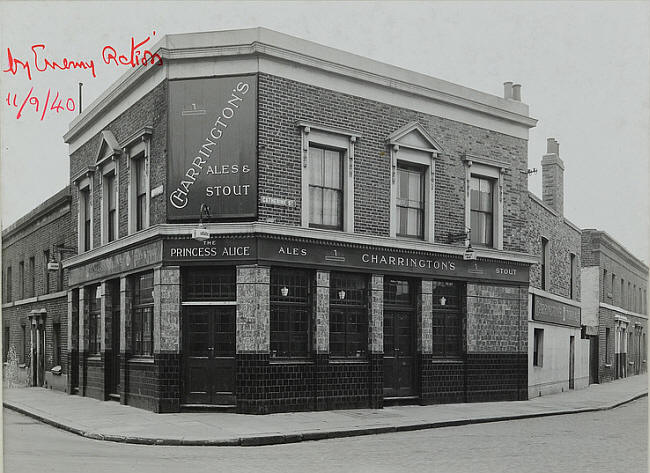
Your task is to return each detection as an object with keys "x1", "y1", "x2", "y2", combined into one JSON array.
[
  {"x1": 280, "y1": 286, "x2": 289, "y2": 297},
  {"x1": 337, "y1": 290, "x2": 346, "y2": 300},
  {"x1": 439, "y1": 296, "x2": 447, "y2": 306},
  {"x1": 192, "y1": 203, "x2": 211, "y2": 241}
]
